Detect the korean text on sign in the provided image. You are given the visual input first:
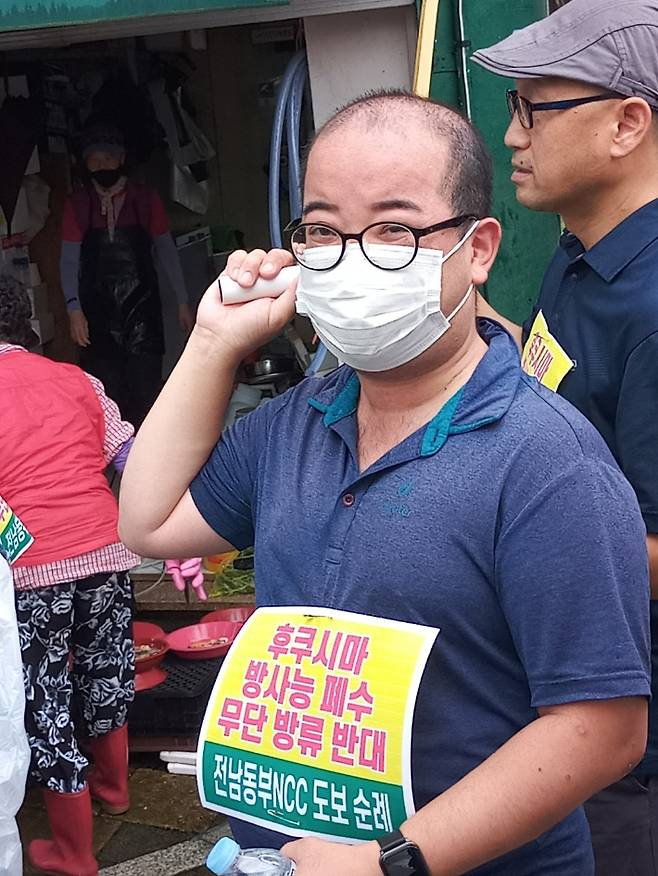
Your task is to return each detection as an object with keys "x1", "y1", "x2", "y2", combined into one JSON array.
[{"x1": 197, "y1": 607, "x2": 438, "y2": 842}]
